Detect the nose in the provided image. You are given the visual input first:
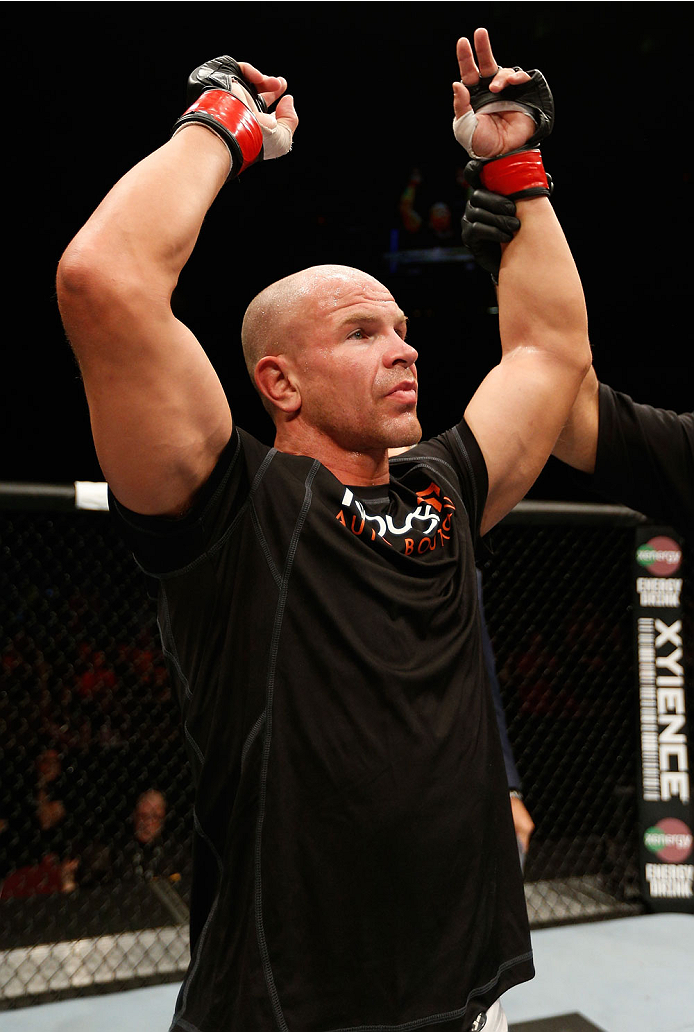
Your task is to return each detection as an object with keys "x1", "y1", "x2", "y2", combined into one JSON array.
[{"x1": 384, "y1": 334, "x2": 418, "y2": 370}]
